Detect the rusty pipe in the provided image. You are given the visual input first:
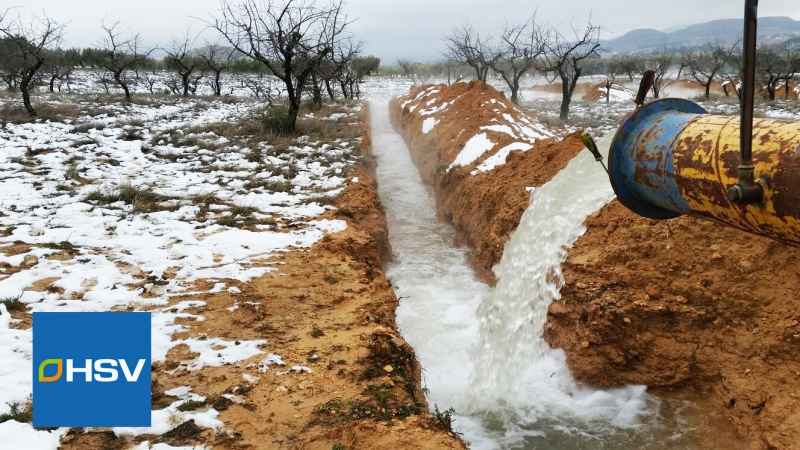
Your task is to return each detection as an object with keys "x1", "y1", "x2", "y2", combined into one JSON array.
[{"x1": 609, "y1": 98, "x2": 800, "y2": 247}]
